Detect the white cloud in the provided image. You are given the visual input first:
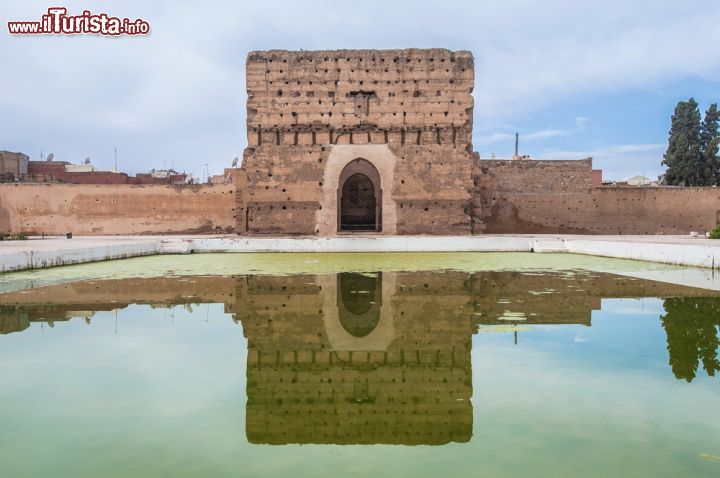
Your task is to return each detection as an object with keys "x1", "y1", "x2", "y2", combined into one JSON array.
[
  {"x1": 536, "y1": 143, "x2": 667, "y2": 180},
  {"x1": 476, "y1": 116, "x2": 589, "y2": 147},
  {"x1": 1, "y1": 0, "x2": 719, "y2": 176},
  {"x1": 475, "y1": 132, "x2": 514, "y2": 145},
  {"x1": 524, "y1": 128, "x2": 568, "y2": 141},
  {"x1": 575, "y1": 117, "x2": 589, "y2": 127}
]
